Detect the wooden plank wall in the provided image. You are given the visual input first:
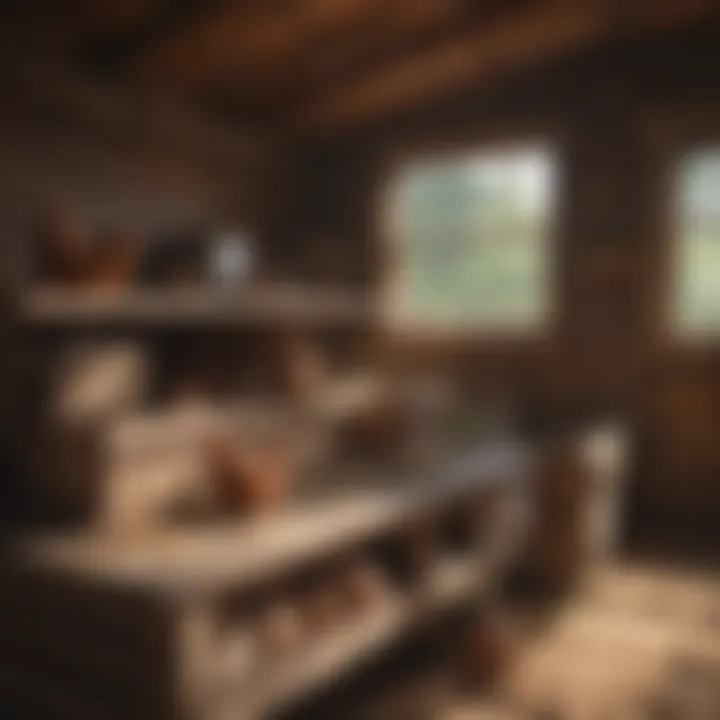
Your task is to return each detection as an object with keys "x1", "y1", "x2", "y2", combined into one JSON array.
[
  {"x1": 0, "y1": 58, "x2": 279, "y2": 528},
  {"x1": 272, "y1": 25, "x2": 720, "y2": 539},
  {"x1": 0, "y1": 59, "x2": 276, "y2": 288}
]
